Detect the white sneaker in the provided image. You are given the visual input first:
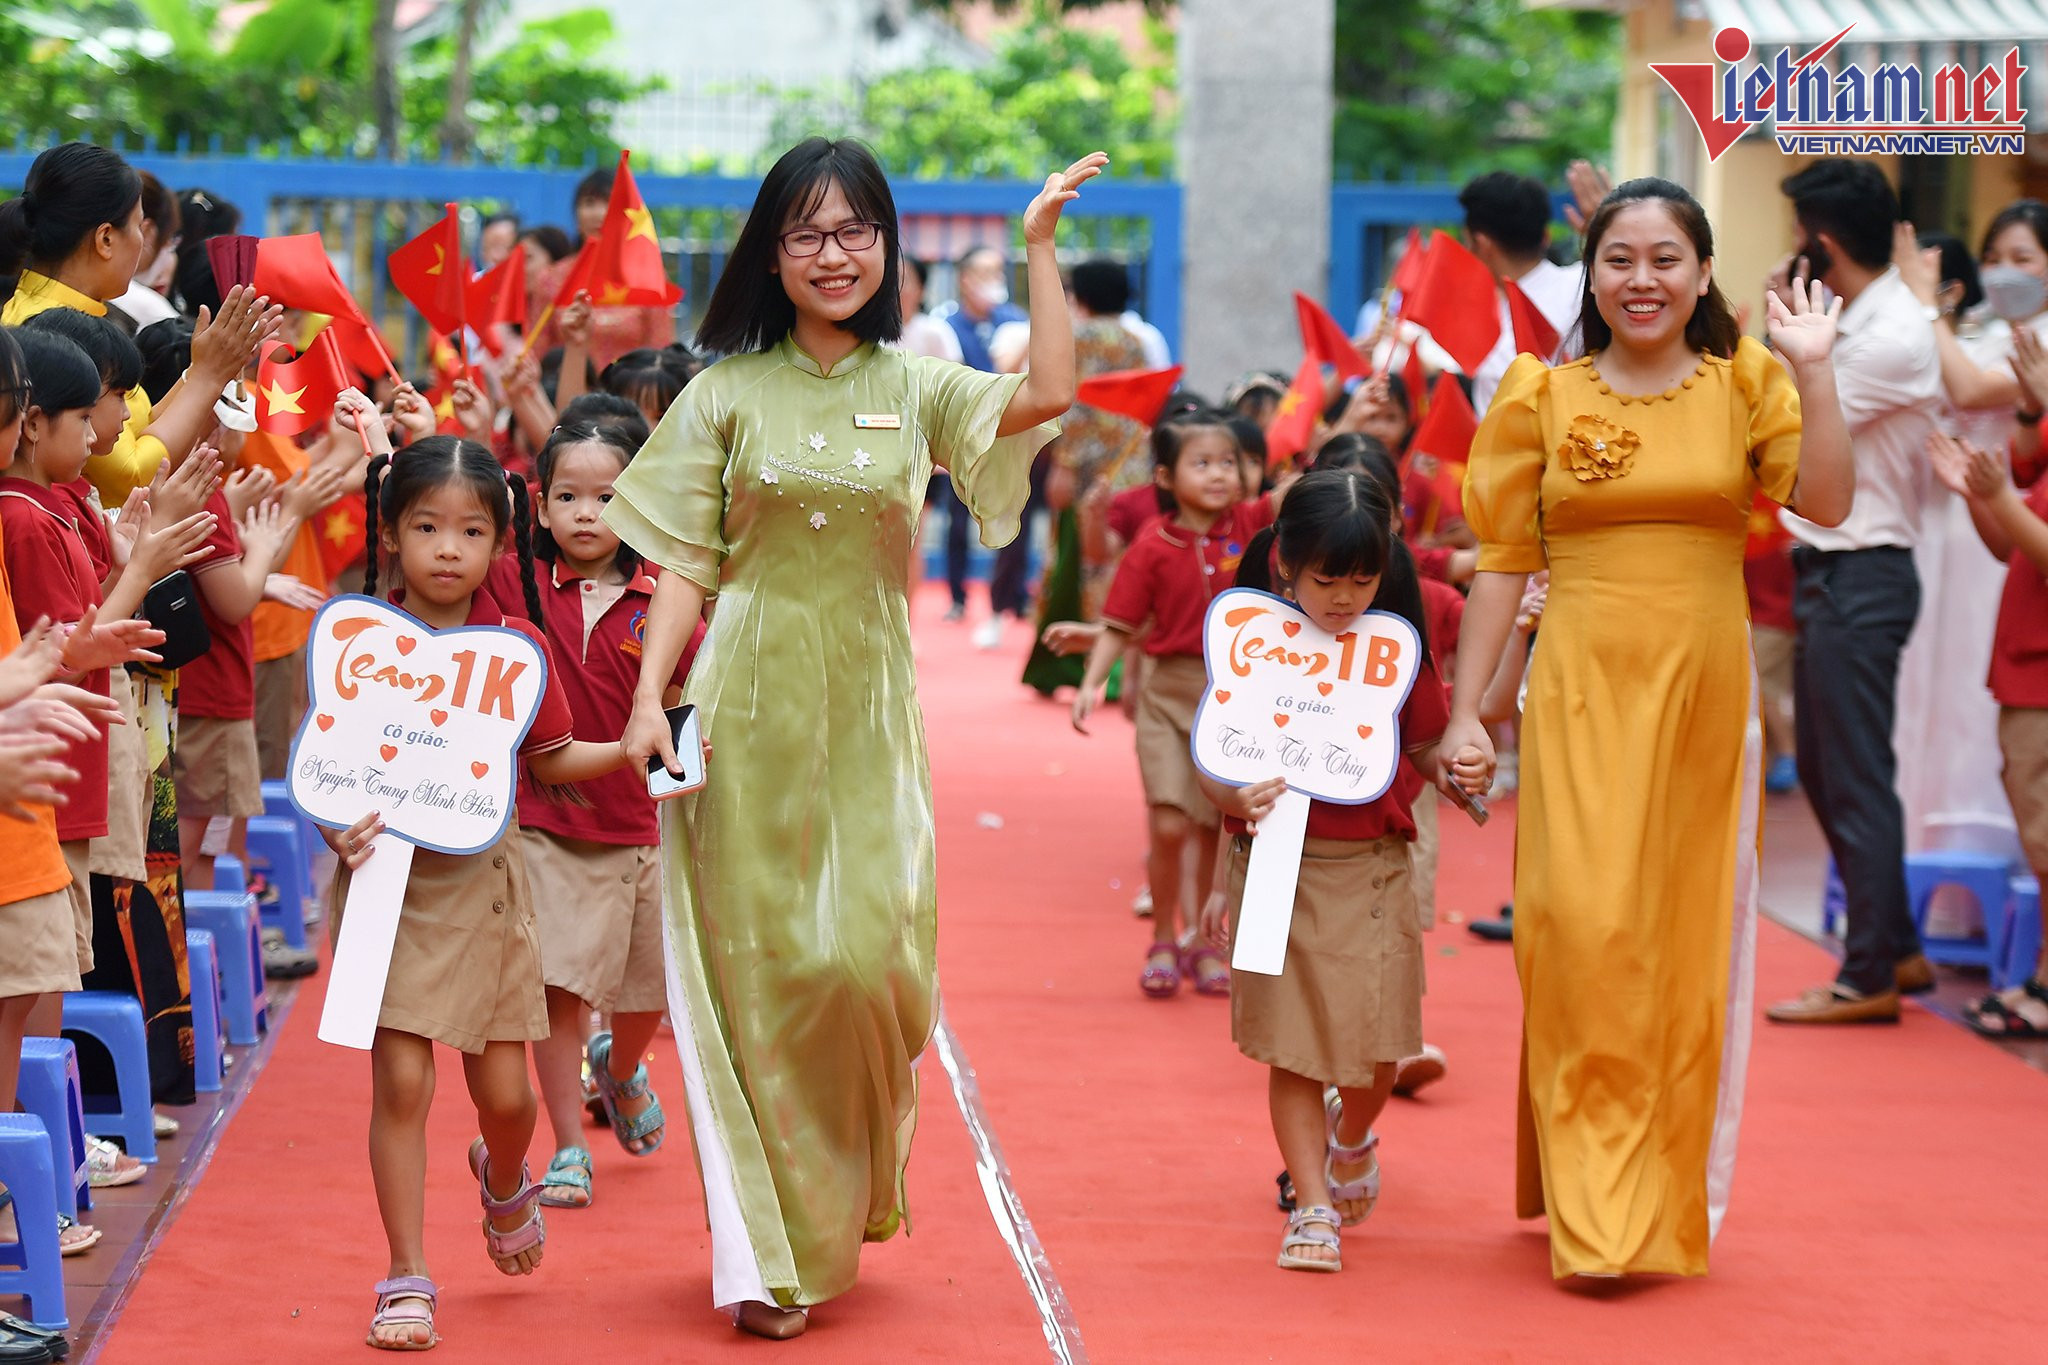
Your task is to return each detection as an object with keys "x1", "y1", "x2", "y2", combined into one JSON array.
[
  {"x1": 1132, "y1": 887, "x2": 1153, "y2": 918},
  {"x1": 972, "y1": 616, "x2": 1003, "y2": 651}
]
